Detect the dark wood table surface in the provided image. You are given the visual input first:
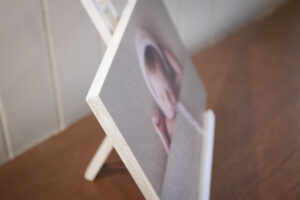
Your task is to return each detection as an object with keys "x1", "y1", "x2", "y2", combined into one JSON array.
[{"x1": 1, "y1": 0, "x2": 299, "y2": 199}]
